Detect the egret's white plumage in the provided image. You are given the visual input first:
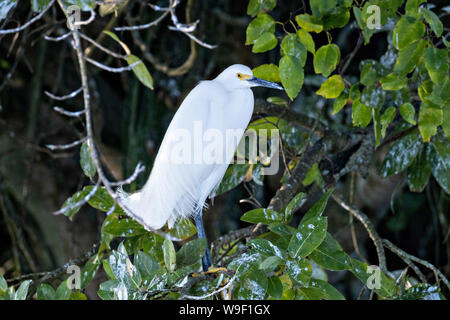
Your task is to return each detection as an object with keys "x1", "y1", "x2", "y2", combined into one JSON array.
[{"x1": 119, "y1": 64, "x2": 282, "y2": 231}]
